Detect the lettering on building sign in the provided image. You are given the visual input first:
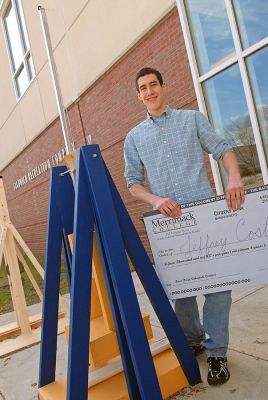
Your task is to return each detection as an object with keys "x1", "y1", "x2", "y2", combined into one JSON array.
[{"x1": 13, "y1": 148, "x2": 66, "y2": 191}]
